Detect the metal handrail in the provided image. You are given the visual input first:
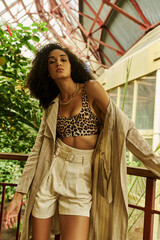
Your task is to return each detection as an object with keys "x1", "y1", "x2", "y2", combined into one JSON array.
[{"x1": 0, "y1": 153, "x2": 160, "y2": 240}]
